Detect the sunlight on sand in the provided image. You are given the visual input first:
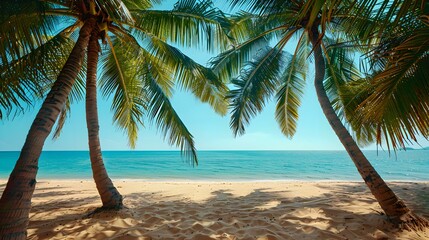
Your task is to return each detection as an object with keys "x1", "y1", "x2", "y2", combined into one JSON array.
[{"x1": 1, "y1": 180, "x2": 427, "y2": 239}]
